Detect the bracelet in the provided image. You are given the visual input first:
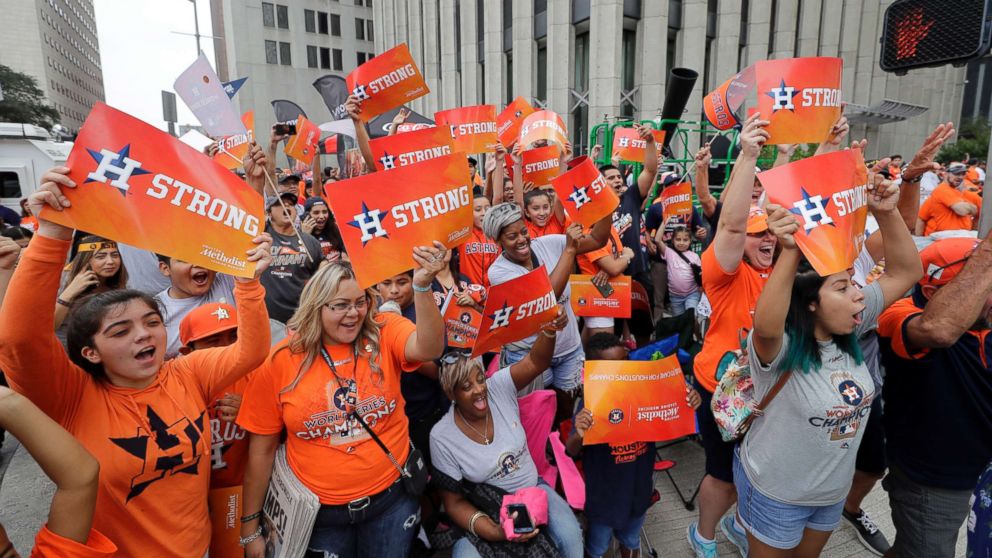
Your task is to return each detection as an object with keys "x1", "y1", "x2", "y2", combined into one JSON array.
[
  {"x1": 902, "y1": 175, "x2": 922, "y2": 184},
  {"x1": 239, "y1": 525, "x2": 263, "y2": 547},
  {"x1": 240, "y1": 511, "x2": 261, "y2": 523},
  {"x1": 412, "y1": 283, "x2": 431, "y2": 293},
  {"x1": 541, "y1": 330, "x2": 557, "y2": 339},
  {"x1": 468, "y1": 511, "x2": 486, "y2": 537},
  {"x1": 56, "y1": 297, "x2": 72, "y2": 307}
]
